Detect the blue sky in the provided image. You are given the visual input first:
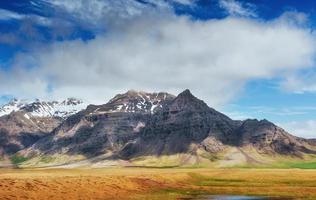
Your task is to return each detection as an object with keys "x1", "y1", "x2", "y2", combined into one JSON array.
[{"x1": 0, "y1": 0, "x2": 316, "y2": 138}]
